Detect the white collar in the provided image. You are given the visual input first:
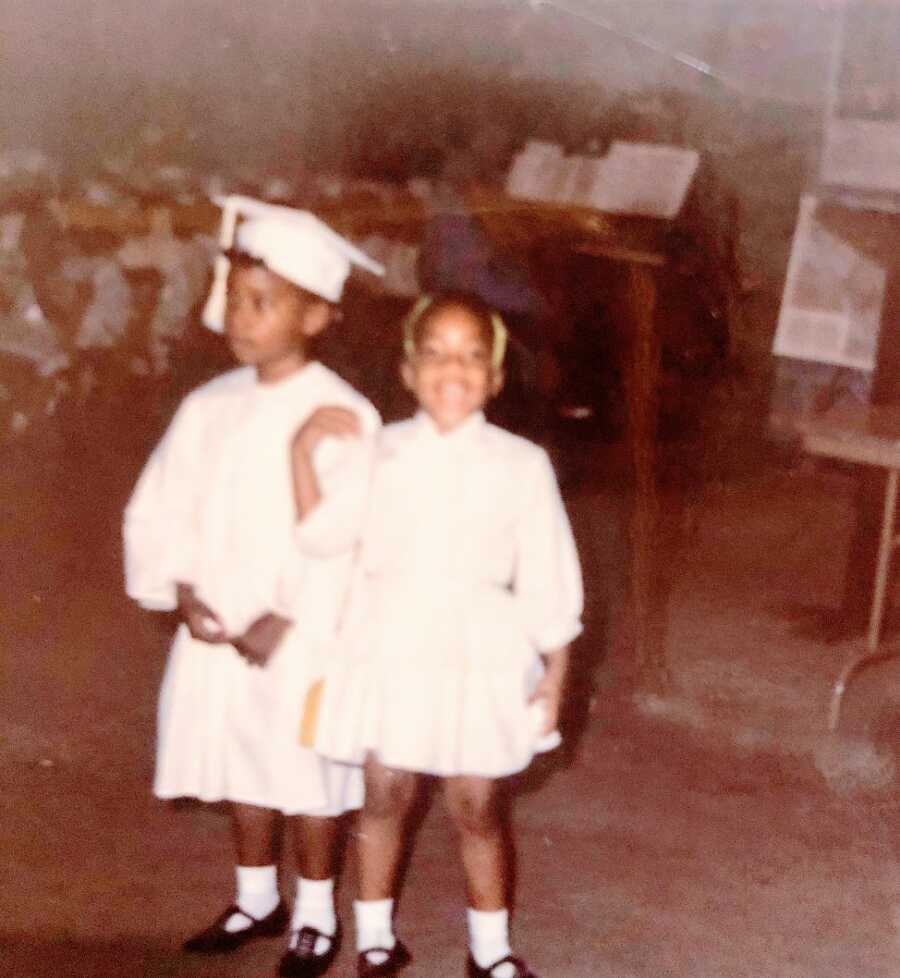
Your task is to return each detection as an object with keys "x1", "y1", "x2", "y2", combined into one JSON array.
[
  {"x1": 252, "y1": 359, "x2": 319, "y2": 394},
  {"x1": 413, "y1": 409, "x2": 486, "y2": 444}
]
